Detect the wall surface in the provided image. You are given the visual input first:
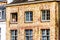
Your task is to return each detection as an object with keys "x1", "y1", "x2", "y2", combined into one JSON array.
[
  {"x1": 6, "y1": 1, "x2": 59, "y2": 40},
  {"x1": 0, "y1": 22, "x2": 6, "y2": 40}
]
